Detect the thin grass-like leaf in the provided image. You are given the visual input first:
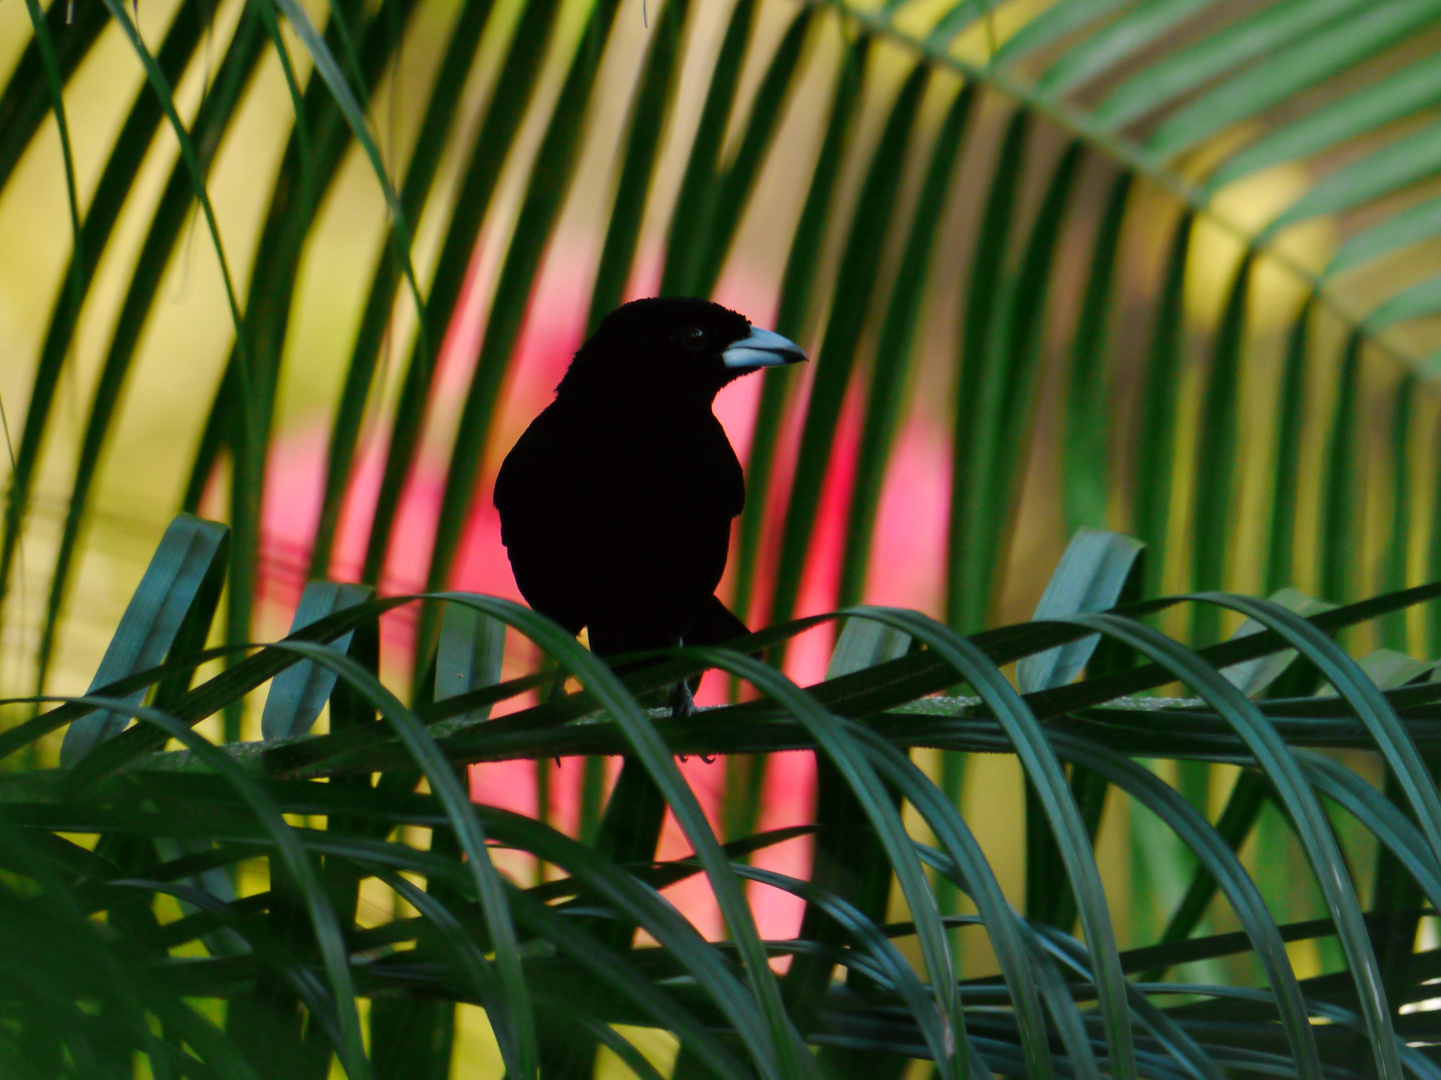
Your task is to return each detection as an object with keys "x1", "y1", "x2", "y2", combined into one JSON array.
[
  {"x1": 1021, "y1": 934, "x2": 1101, "y2": 1080},
  {"x1": 720, "y1": 32, "x2": 870, "y2": 848},
  {"x1": 268, "y1": 0, "x2": 426, "y2": 333},
  {"x1": 221, "y1": 0, "x2": 420, "y2": 737},
  {"x1": 264, "y1": 640, "x2": 537, "y2": 1079},
  {"x1": 0, "y1": 0, "x2": 209, "y2": 621},
  {"x1": 1320, "y1": 332, "x2": 1360, "y2": 605},
  {"x1": 1018, "y1": 527, "x2": 1138, "y2": 931},
  {"x1": 1205, "y1": 52, "x2": 1441, "y2": 197},
  {"x1": 93, "y1": 0, "x2": 251, "y2": 404},
  {"x1": 27, "y1": 7, "x2": 268, "y2": 704},
  {"x1": 1132, "y1": 211, "x2": 1191, "y2": 595},
  {"x1": 1146, "y1": 985, "x2": 1441, "y2": 1080},
  {"x1": 693, "y1": 646, "x2": 964, "y2": 1079},
  {"x1": 688, "y1": 8, "x2": 815, "y2": 300},
  {"x1": 261, "y1": 582, "x2": 373, "y2": 741},
  {"x1": 147, "y1": 997, "x2": 265, "y2": 1080},
  {"x1": 846, "y1": 606, "x2": 1137, "y2": 1080},
  {"x1": 253, "y1": 0, "x2": 311, "y2": 177},
  {"x1": 659, "y1": 0, "x2": 757, "y2": 298},
  {"x1": 1265, "y1": 299, "x2": 1312, "y2": 592},
  {"x1": 1034, "y1": 926, "x2": 1225, "y2": 1080},
  {"x1": 586, "y1": 0, "x2": 691, "y2": 330},
  {"x1": 849, "y1": 725, "x2": 1057, "y2": 1080},
  {"x1": 947, "y1": 109, "x2": 1027, "y2": 632},
  {"x1": 839, "y1": 79, "x2": 974, "y2": 608},
  {"x1": 967, "y1": 139, "x2": 1084, "y2": 632},
  {"x1": 922, "y1": 1, "x2": 992, "y2": 50},
  {"x1": 1325, "y1": 194, "x2": 1441, "y2": 282},
  {"x1": 19, "y1": 0, "x2": 81, "y2": 384},
  {"x1": 358, "y1": 0, "x2": 567, "y2": 584},
  {"x1": 372, "y1": 869, "x2": 506, "y2": 1023},
  {"x1": 111, "y1": 877, "x2": 343, "y2": 1039},
  {"x1": 1299, "y1": 753, "x2": 1441, "y2": 907},
  {"x1": 508, "y1": 894, "x2": 753, "y2": 1080},
  {"x1": 72, "y1": 697, "x2": 374, "y2": 1080},
  {"x1": 1037, "y1": 0, "x2": 1213, "y2": 98},
  {"x1": 60, "y1": 515, "x2": 228, "y2": 765},
  {"x1": 770, "y1": 61, "x2": 929, "y2": 633},
  {"x1": 0, "y1": 0, "x2": 107, "y2": 194},
  {"x1": 782, "y1": 616, "x2": 914, "y2": 1056},
  {"x1": 989, "y1": 0, "x2": 1131, "y2": 69},
  {"x1": 1068, "y1": 610, "x2": 1403, "y2": 1079},
  {"x1": 1364, "y1": 273, "x2": 1441, "y2": 332},
  {"x1": 542, "y1": 1008, "x2": 668, "y2": 1080},
  {"x1": 737, "y1": 863, "x2": 965, "y2": 1065},
  {"x1": 731, "y1": 33, "x2": 867, "y2": 634},
  {"x1": 1188, "y1": 254, "x2": 1251, "y2": 646},
  {"x1": 1148, "y1": 769, "x2": 1266, "y2": 969},
  {"x1": 428, "y1": 595, "x2": 812, "y2": 1080},
  {"x1": 1017, "y1": 528, "x2": 1143, "y2": 693},
  {"x1": 310, "y1": 0, "x2": 499, "y2": 577},
  {"x1": 1093, "y1": 0, "x2": 1375, "y2": 132},
  {"x1": 1062, "y1": 170, "x2": 1130, "y2": 534},
  {"x1": 1196, "y1": 592, "x2": 1441, "y2": 890},
  {"x1": 474, "y1": 817, "x2": 784, "y2": 1077},
  {"x1": 415, "y1": 0, "x2": 625, "y2": 671},
  {"x1": 1053, "y1": 735, "x2": 1322, "y2": 1080},
  {"x1": 1262, "y1": 123, "x2": 1441, "y2": 244},
  {"x1": 1380, "y1": 377, "x2": 1414, "y2": 653},
  {"x1": 1144, "y1": 0, "x2": 1441, "y2": 162}
]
